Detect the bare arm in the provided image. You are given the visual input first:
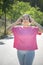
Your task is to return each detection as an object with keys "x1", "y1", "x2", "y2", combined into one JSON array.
[
  {"x1": 34, "y1": 22, "x2": 43, "y2": 33},
  {"x1": 31, "y1": 18, "x2": 43, "y2": 33},
  {"x1": 7, "y1": 18, "x2": 21, "y2": 31}
]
